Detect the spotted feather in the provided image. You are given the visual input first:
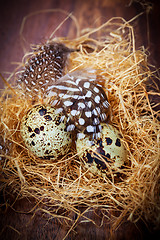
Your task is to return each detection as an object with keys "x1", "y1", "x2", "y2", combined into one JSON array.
[
  {"x1": 17, "y1": 42, "x2": 74, "y2": 98},
  {"x1": 47, "y1": 70, "x2": 110, "y2": 140}
]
